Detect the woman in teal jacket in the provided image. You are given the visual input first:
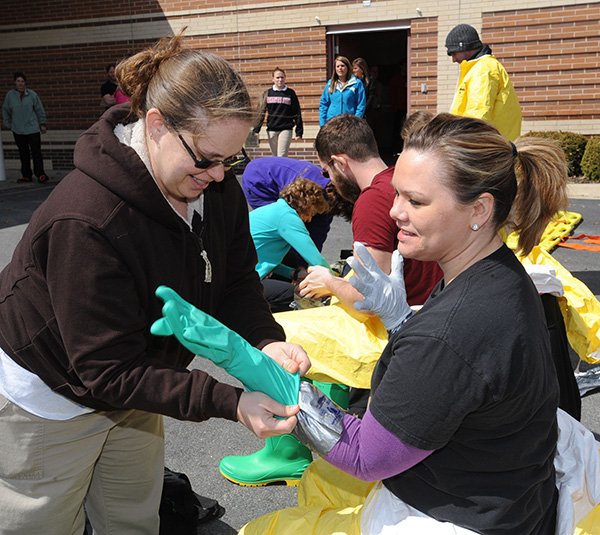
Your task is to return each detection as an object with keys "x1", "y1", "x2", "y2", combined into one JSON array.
[
  {"x1": 319, "y1": 56, "x2": 366, "y2": 126},
  {"x1": 250, "y1": 178, "x2": 331, "y2": 281}
]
